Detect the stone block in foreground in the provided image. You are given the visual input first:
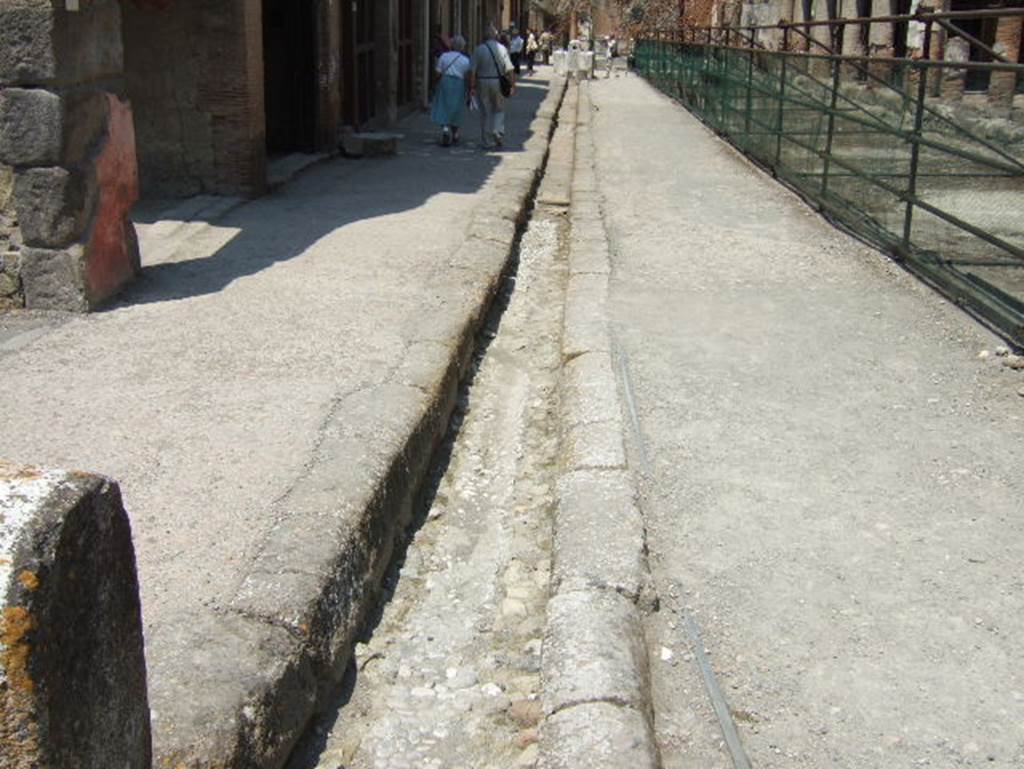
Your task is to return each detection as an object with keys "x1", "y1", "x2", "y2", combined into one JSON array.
[
  {"x1": 540, "y1": 701, "x2": 659, "y2": 769},
  {"x1": 0, "y1": 461, "x2": 150, "y2": 769}
]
